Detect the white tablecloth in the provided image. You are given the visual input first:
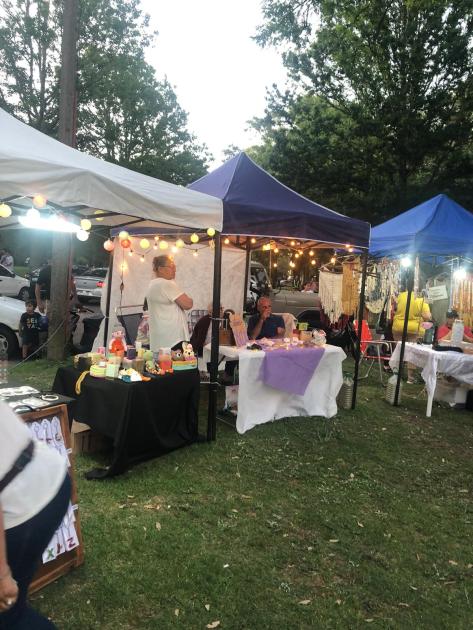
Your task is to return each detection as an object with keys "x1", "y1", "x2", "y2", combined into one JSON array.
[
  {"x1": 390, "y1": 343, "x2": 473, "y2": 415},
  {"x1": 204, "y1": 344, "x2": 346, "y2": 433}
]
